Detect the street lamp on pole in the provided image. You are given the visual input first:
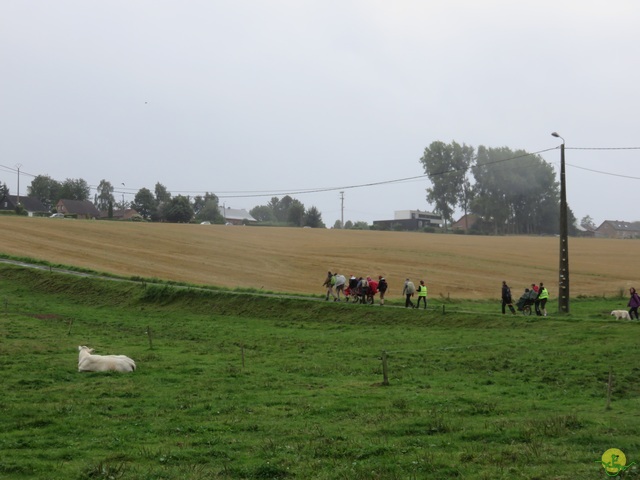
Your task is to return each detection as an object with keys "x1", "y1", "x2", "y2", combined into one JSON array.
[{"x1": 551, "y1": 132, "x2": 569, "y2": 314}]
